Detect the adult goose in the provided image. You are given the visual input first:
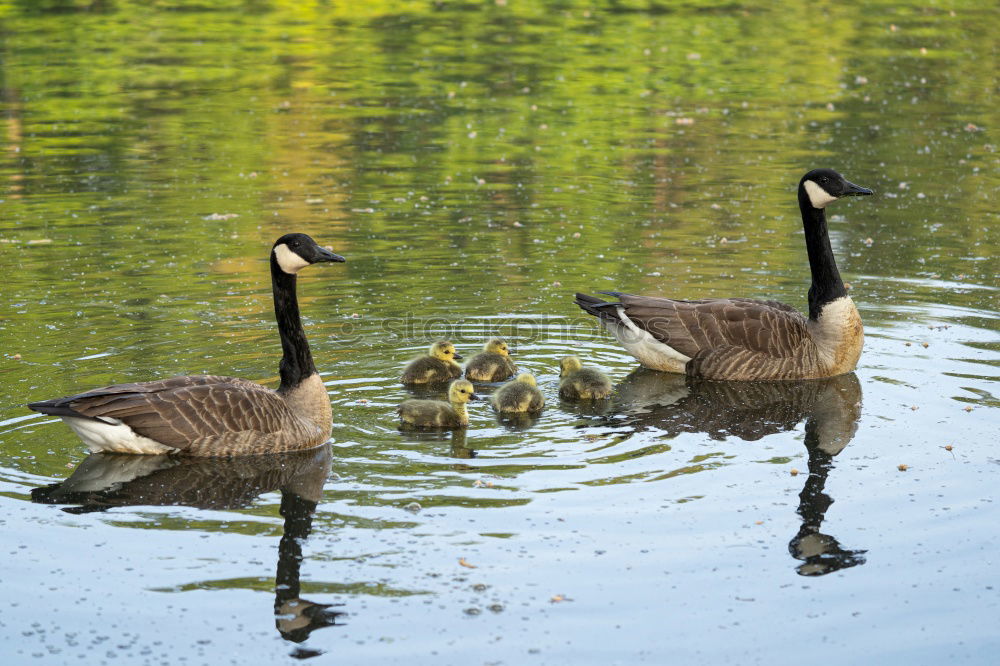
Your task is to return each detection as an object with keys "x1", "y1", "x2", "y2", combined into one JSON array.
[
  {"x1": 575, "y1": 169, "x2": 873, "y2": 380},
  {"x1": 27, "y1": 233, "x2": 345, "y2": 456}
]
